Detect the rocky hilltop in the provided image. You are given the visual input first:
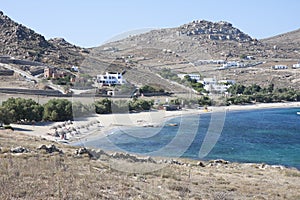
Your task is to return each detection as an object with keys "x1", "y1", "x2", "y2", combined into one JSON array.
[
  {"x1": 93, "y1": 19, "x2": 300, "y2": 63},
  {"x1": 178, "y1": 20, "x2": 254, "y2": 42},
  {"x1": 0, "y1": 11, "x2": 87, "y2": 67},
  {"x1": 86, "y1": 20, "x2": 300, "y2": 90}
]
